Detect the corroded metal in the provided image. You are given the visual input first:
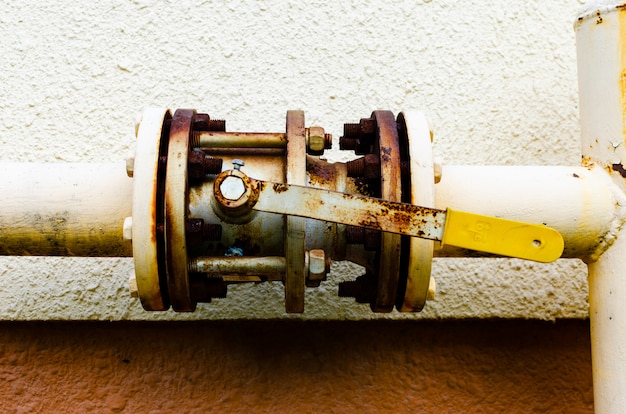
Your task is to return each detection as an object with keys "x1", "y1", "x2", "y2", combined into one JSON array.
[
  {"x1": 189, "y1": 256, "x2": 286, "y2": 280},
  {"x1": 372, "y1": 110, "x2": 402, "y2": 312},
  {"x1": 165, "y1": 109, "x2": 196, "y2": 312},
  {"x1": 285, "y1": 110, "x2": 307, "y2": 313},
  {"x1": 195, "y1": 131, "x2": 287, "y2": 148},
  {"x1": 243, "y1": 178, "x2": 447, "y2": 240}
]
